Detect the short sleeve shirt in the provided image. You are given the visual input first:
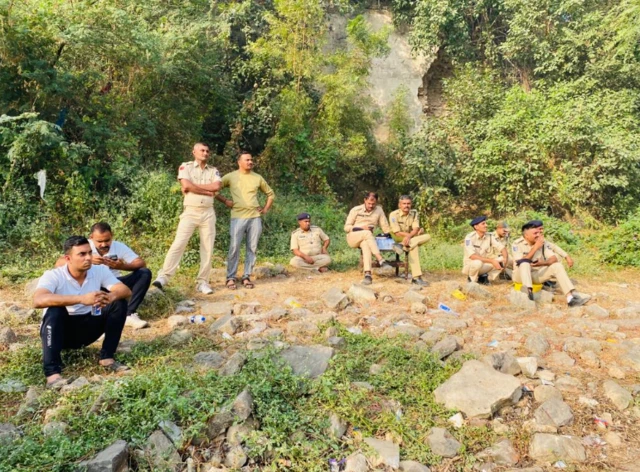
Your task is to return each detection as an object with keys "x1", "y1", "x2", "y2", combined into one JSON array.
[
  {"x1": 290, "y1": 226, "x2": 329, "y2": 256},
  {"x1": 389, "y1": 209, "x2": 419, "y2": 235},
  {"x1": 178, "y1": 161, "x2": 221, "y2": 208},
  {"x1": 36, "y1": 265, "x2": 121, "y2": 315},
  {"x1": 344, "y1": 204, "x2": 391, "y2": 233},
  {"x1": 220, "y1": 170, "x2": 275, "y2": 219},
  {"x1": 512, "y1": 237, "x2": 558, "y2": 270},
  {"x1": 89, "y1": 240, "x2": 138, "y2": 277},
  {"x1": 463, "y1": 231, "x2": 504, "y2": 265}
]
